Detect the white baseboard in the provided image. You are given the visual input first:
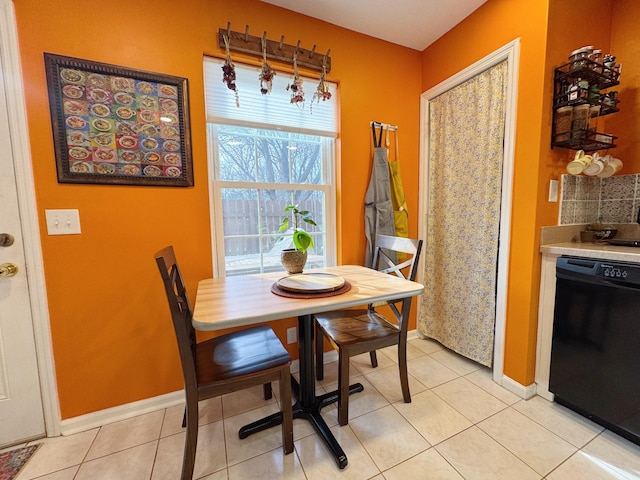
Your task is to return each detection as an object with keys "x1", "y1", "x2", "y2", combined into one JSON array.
[
  {"x1": 59, "y1": 391, "x2": 185, "y2": 436},
  {"x1": 320, "y1": 350, "x2": 338, "y2": 364},
  {"x1": 407, "y1": 329, "x2": 420, "y2": 341},
  {"x1": 501, "y1": 374, "x2": 537, "y2": 399},
  {"x1": 536, "y1": 388, "x2": 554, "y2": 402}
]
